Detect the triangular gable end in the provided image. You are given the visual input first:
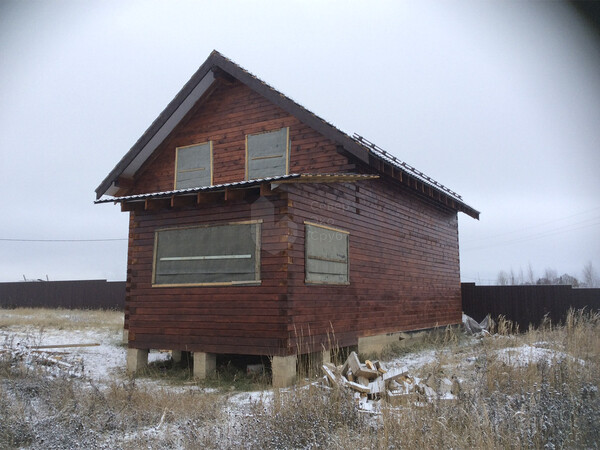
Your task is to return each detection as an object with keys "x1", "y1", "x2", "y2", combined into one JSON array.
[{"x1": 95, "y1": 50, "x2": 479, "y2": 219}]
